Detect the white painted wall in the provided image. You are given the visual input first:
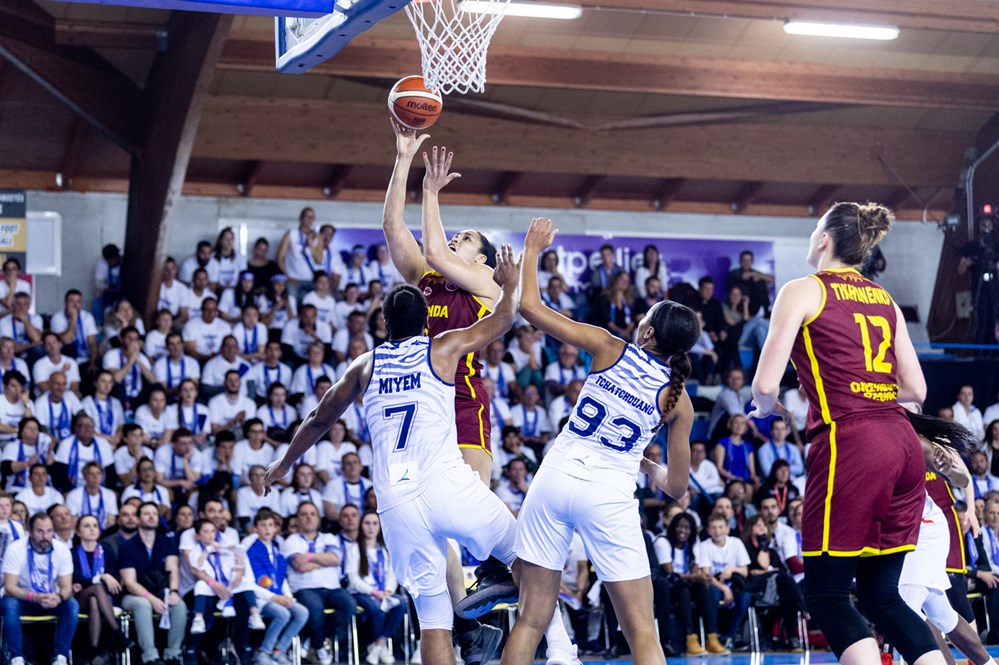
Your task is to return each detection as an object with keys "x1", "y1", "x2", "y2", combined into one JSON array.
[{"x1": 27, "y1": 190, "x2": 943, "y2": 335}]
